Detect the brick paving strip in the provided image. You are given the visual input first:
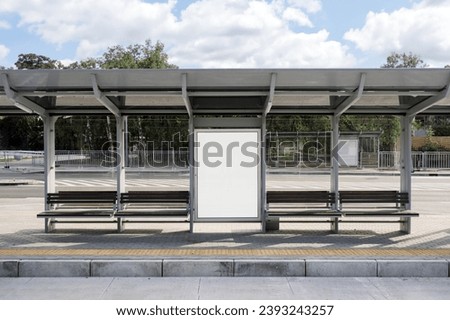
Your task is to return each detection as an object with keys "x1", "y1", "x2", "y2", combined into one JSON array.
[{"x1": 1, "y1": 248, "x2": 450, "y2": 257}]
